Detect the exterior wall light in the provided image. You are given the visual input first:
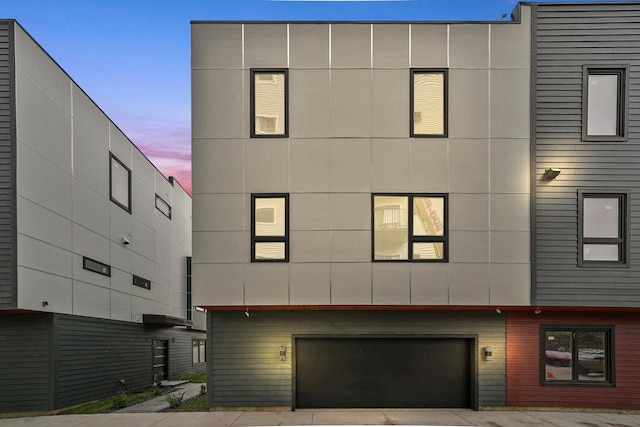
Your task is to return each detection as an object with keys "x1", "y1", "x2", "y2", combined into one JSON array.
[
  {"x1": 279, "y1": 346, "x2": 286, "y2": 361},
  {"x1": 484, "y1": 346, "x2": 493, "y2": 361},
  {"x1": 543, "y1": 168, "x2": 561, "y2": 180}
]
